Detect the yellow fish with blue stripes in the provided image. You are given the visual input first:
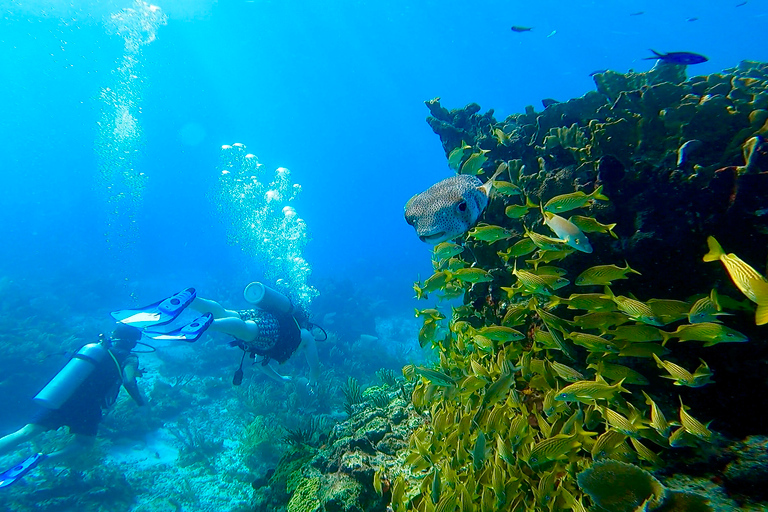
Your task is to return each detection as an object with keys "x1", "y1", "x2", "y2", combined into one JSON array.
[{"x1": 703, "y1": 236, "x2": 768, "y2": 325}]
